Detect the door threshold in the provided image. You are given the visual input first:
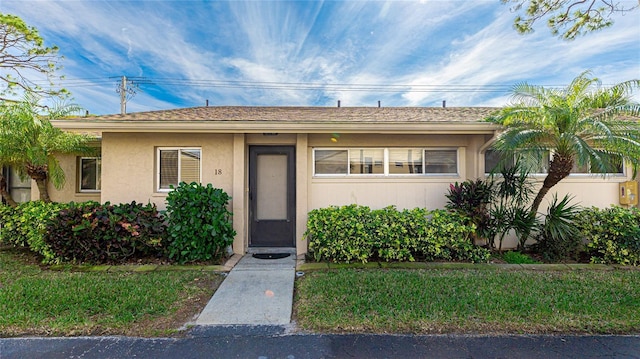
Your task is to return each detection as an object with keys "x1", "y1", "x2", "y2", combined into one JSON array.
[{"x1": 247, "y1": 247, "x2": 296, "y2": 255}]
